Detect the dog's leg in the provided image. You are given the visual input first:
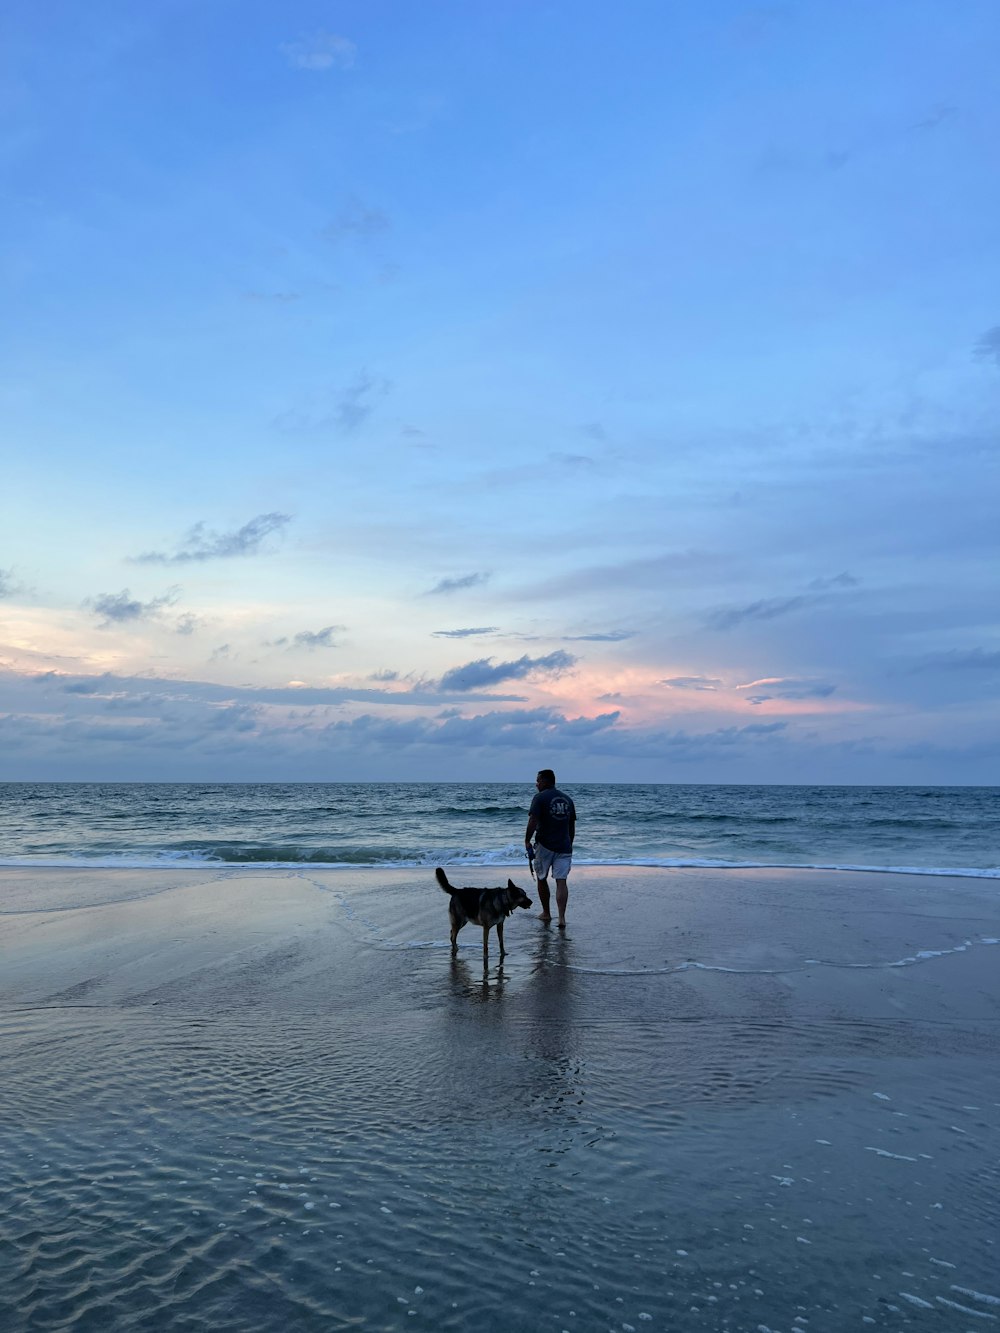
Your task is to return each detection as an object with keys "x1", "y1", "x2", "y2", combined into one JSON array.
[
  {"x1": 497, "y1": 920, "x2": 506, "y2": 957},
  {"x1": 482, "y1": 925, "x2": 490, "y2": 966}
]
